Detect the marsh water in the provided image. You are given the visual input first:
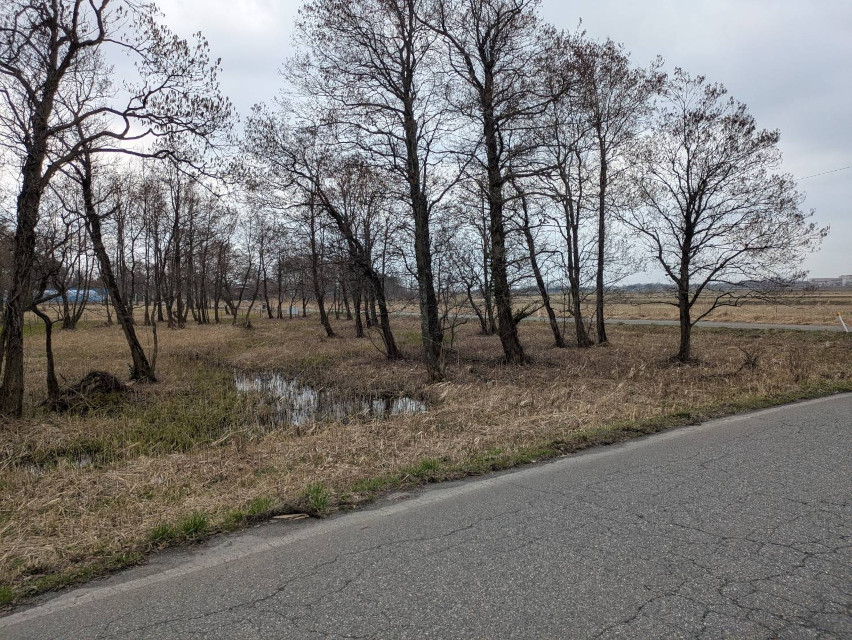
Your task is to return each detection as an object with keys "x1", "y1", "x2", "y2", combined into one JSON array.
[{"x1": 234, "y1": 372, "x2": 426, "y2": 427}]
